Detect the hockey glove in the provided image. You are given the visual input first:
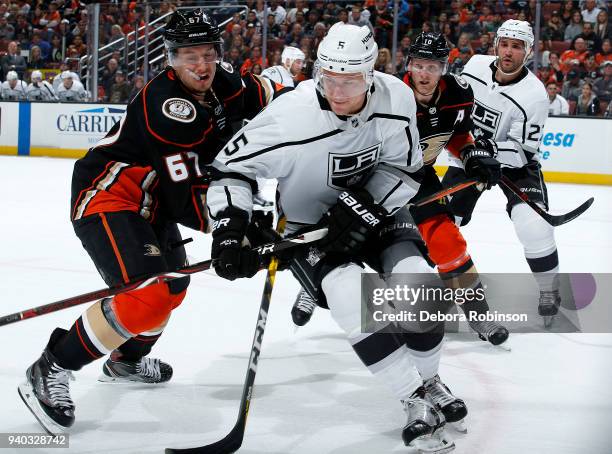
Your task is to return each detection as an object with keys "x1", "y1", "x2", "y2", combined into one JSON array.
[
  {"x1": 211, "y1": 207, "x2": 261, "y2": 281},
  {"x1": 461, "y1": 139, "x2": 501, "y2": 189},
  {"x1": 319, "y1": 190, "x2": 386, "y2": 256}
]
